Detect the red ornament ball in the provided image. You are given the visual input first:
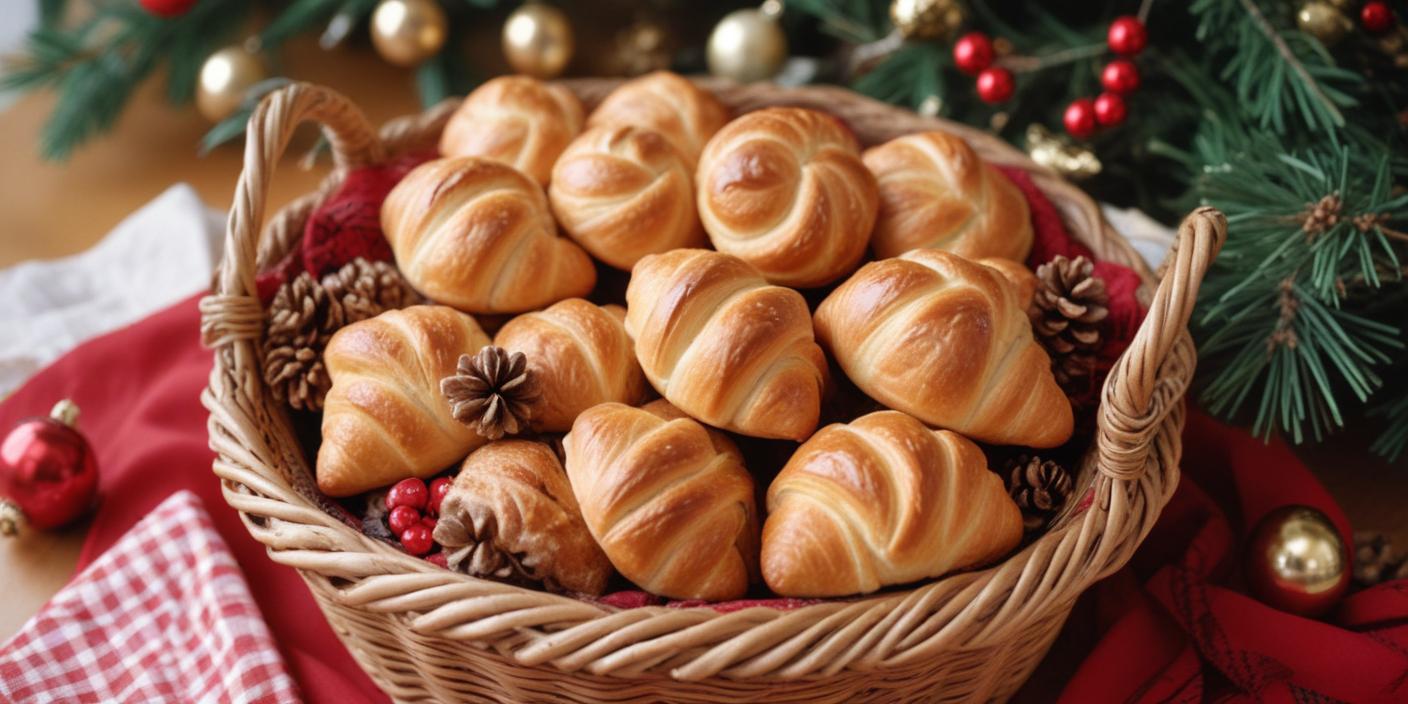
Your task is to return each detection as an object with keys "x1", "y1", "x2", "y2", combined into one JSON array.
[
  {"x1": 975, "y1": 67, "x2": 1015, "y2": 104},
  {"x1": 139, "y1": 0, "x2": 197, "y2": 17},
  {"x1": 388, "y1": 505, "x2": 421, "y2": 535},
  {"x1": 400, "y1": 524, "x2": 435, "y2": 556},
  {"x1": 1093, "y1": 92, "x2": 1127, "y2": 127},
  {"x1": 1100, "y1": 59, "x2": 1141, "y2": 95},
  {"x1": 1107, "y1": 16, "x2": 1147, "y2": 56},
  {"x1": 386, "y1": 478, "x2": 428, "y2": 511},
  {"x1": 1064, "y1": 98, "x2": 1098, "y2": 139},
  {"x1": 0, "y1": 400, "x2": 99, "y2": 536},
  {"x1": 1361, "y1": 1, "x2": 1396, "y2": 35},
  {"x1": 428, "y1": 476, "x2": 452, "y2": 516},
  {"x1": 953, "y1": 32, "x2": 996, "y2": 75}
]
